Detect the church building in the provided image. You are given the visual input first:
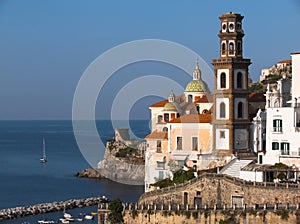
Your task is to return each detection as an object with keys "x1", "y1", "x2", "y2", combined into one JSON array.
[{"x1": 144, "y1": 12, "x2": 262, "y2": 192}]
